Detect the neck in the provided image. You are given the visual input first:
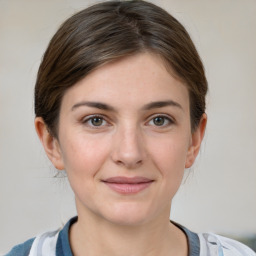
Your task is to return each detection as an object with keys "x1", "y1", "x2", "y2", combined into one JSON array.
[{"x1": 69, "y1": 206, "x2": 188, "y2": 256}]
